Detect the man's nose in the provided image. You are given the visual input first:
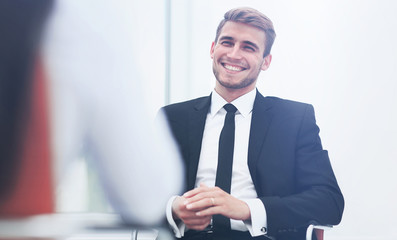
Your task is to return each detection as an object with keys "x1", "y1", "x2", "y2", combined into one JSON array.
[{"x1": 226, "y1": 45, "x2": 242, "y2": 59}]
